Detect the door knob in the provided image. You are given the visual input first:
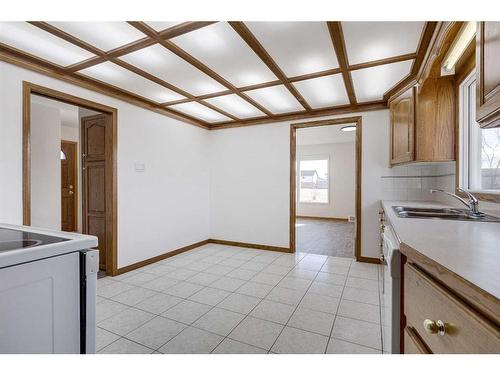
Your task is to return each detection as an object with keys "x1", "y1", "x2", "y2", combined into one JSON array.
[{"x1": 69, "y1": 191, "x2": 74, "y2": 195}]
